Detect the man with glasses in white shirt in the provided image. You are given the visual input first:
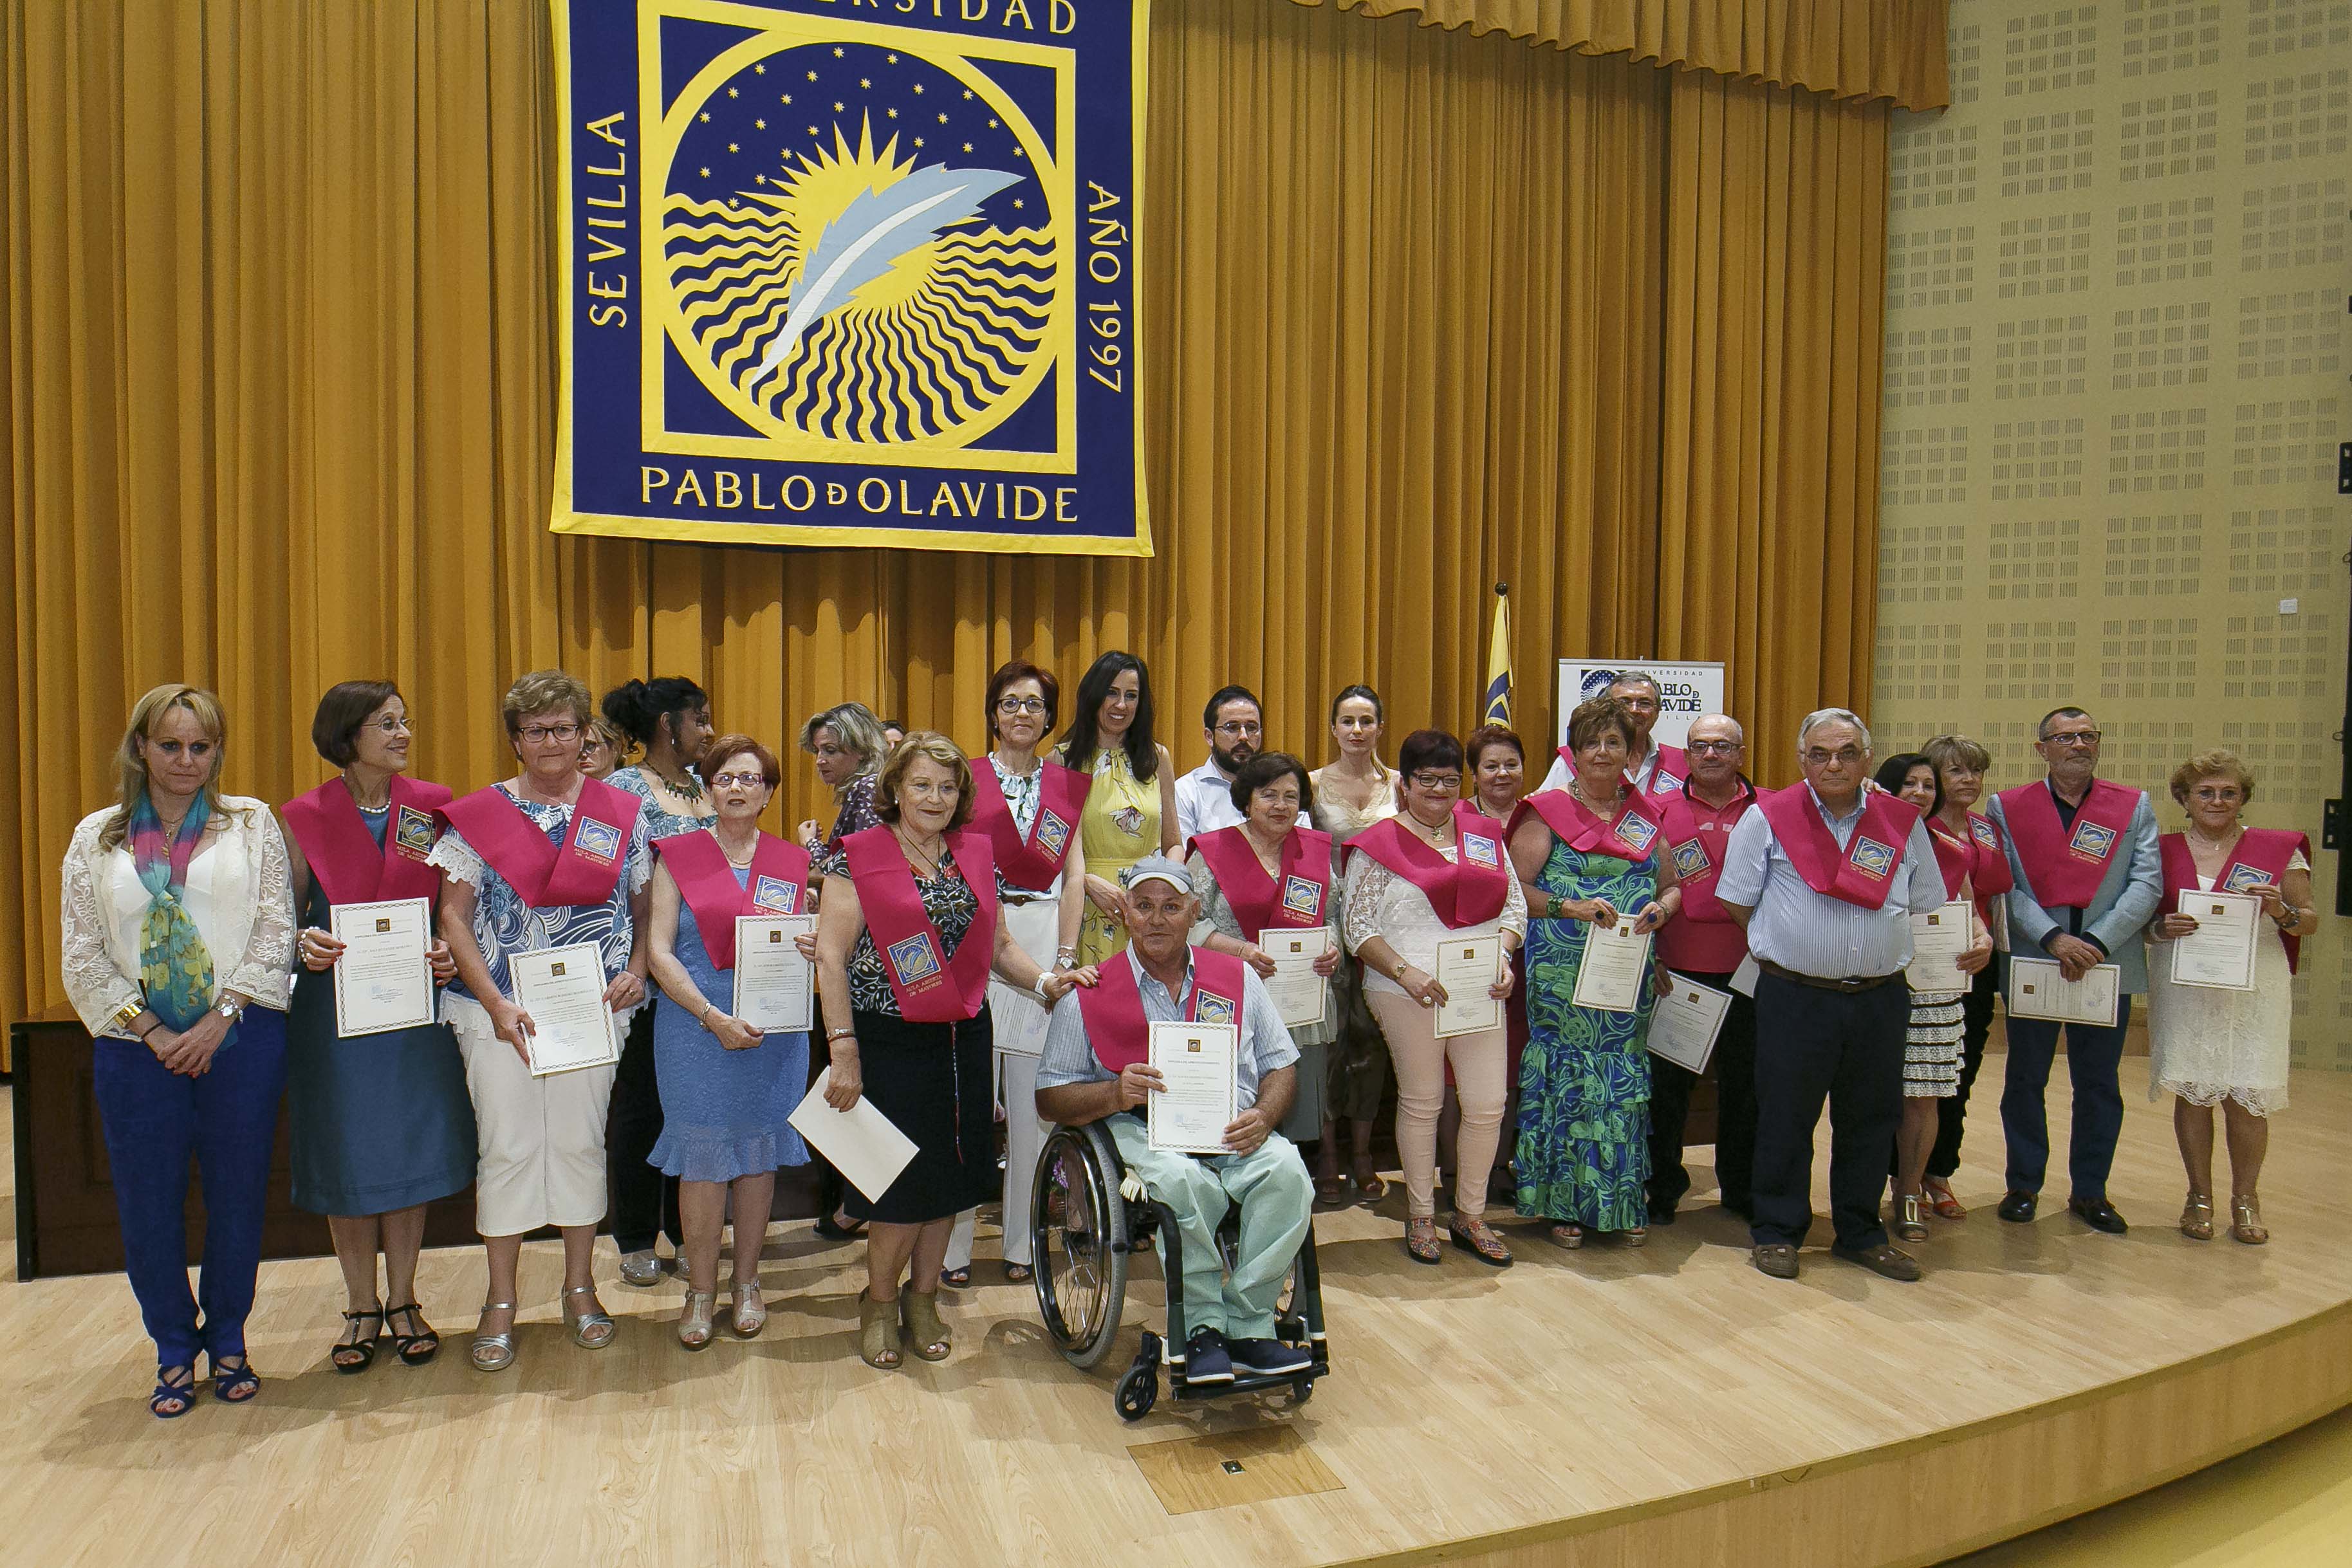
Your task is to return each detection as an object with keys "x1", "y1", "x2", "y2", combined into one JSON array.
[{"x1": 1173, "y1": 686, "x2": 1264, "y2": 848}]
